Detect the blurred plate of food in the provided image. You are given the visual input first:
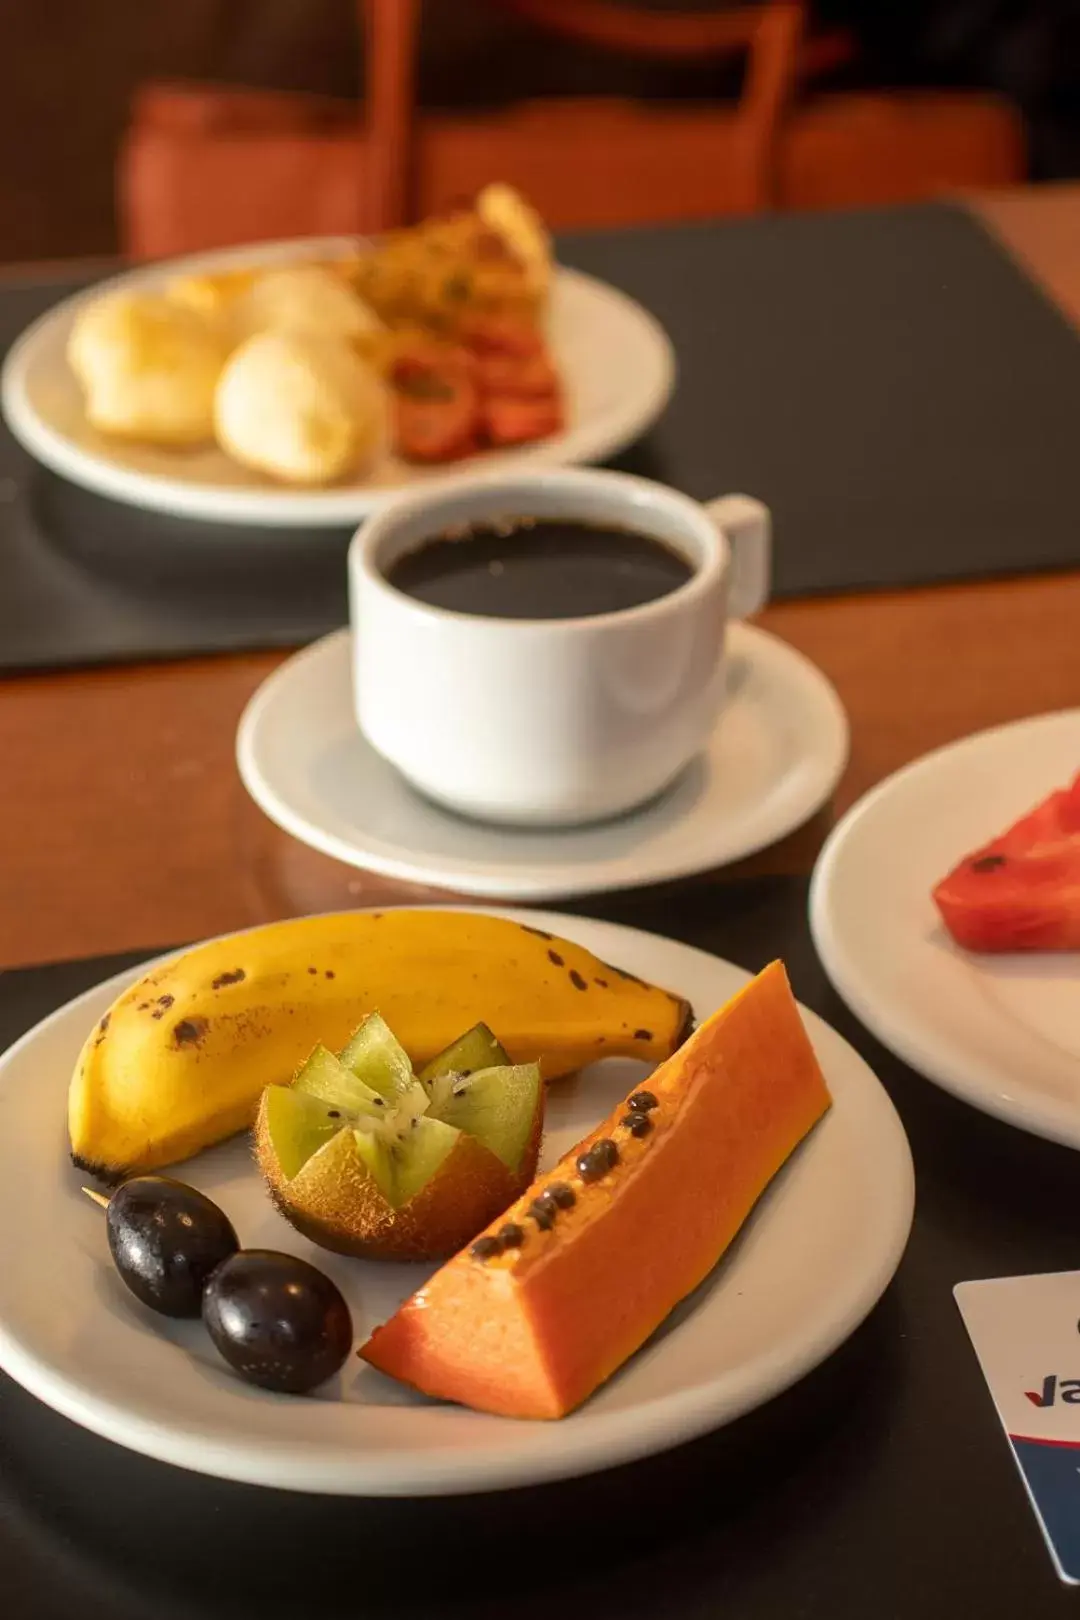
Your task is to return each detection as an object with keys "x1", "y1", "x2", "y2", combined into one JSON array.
[{"x1": 1, "y1": 187, "x2": 675, "y2": 529}]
